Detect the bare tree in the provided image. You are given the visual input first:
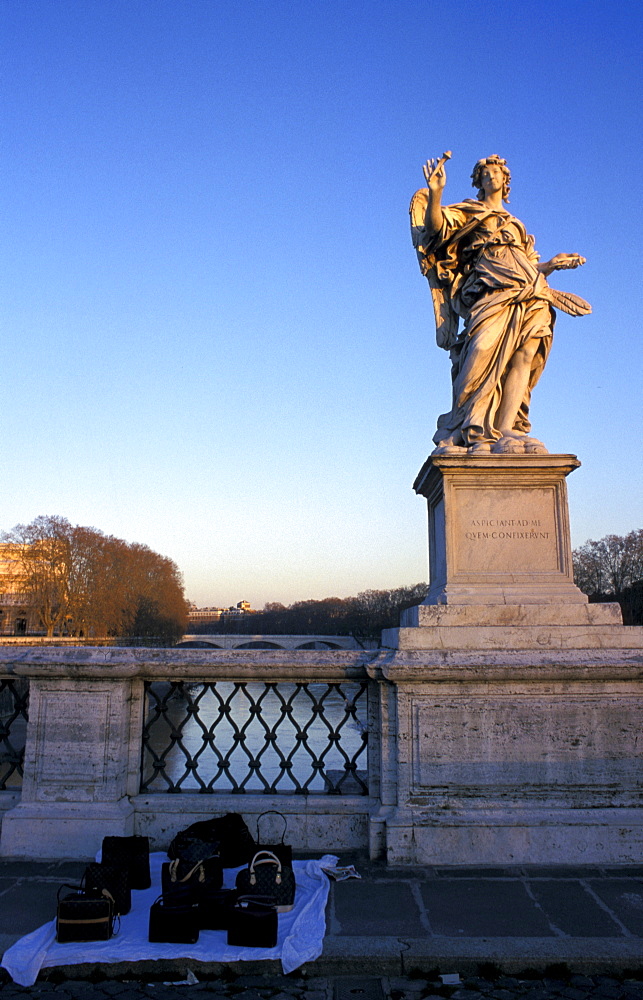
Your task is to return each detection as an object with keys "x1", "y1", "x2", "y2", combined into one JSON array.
[
  {"x1": 2, "y1": 516, "x2": 189, "y2": 639},
  {"x1": 573, "y1": 530, "x2": 643, "y2": 597}
]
